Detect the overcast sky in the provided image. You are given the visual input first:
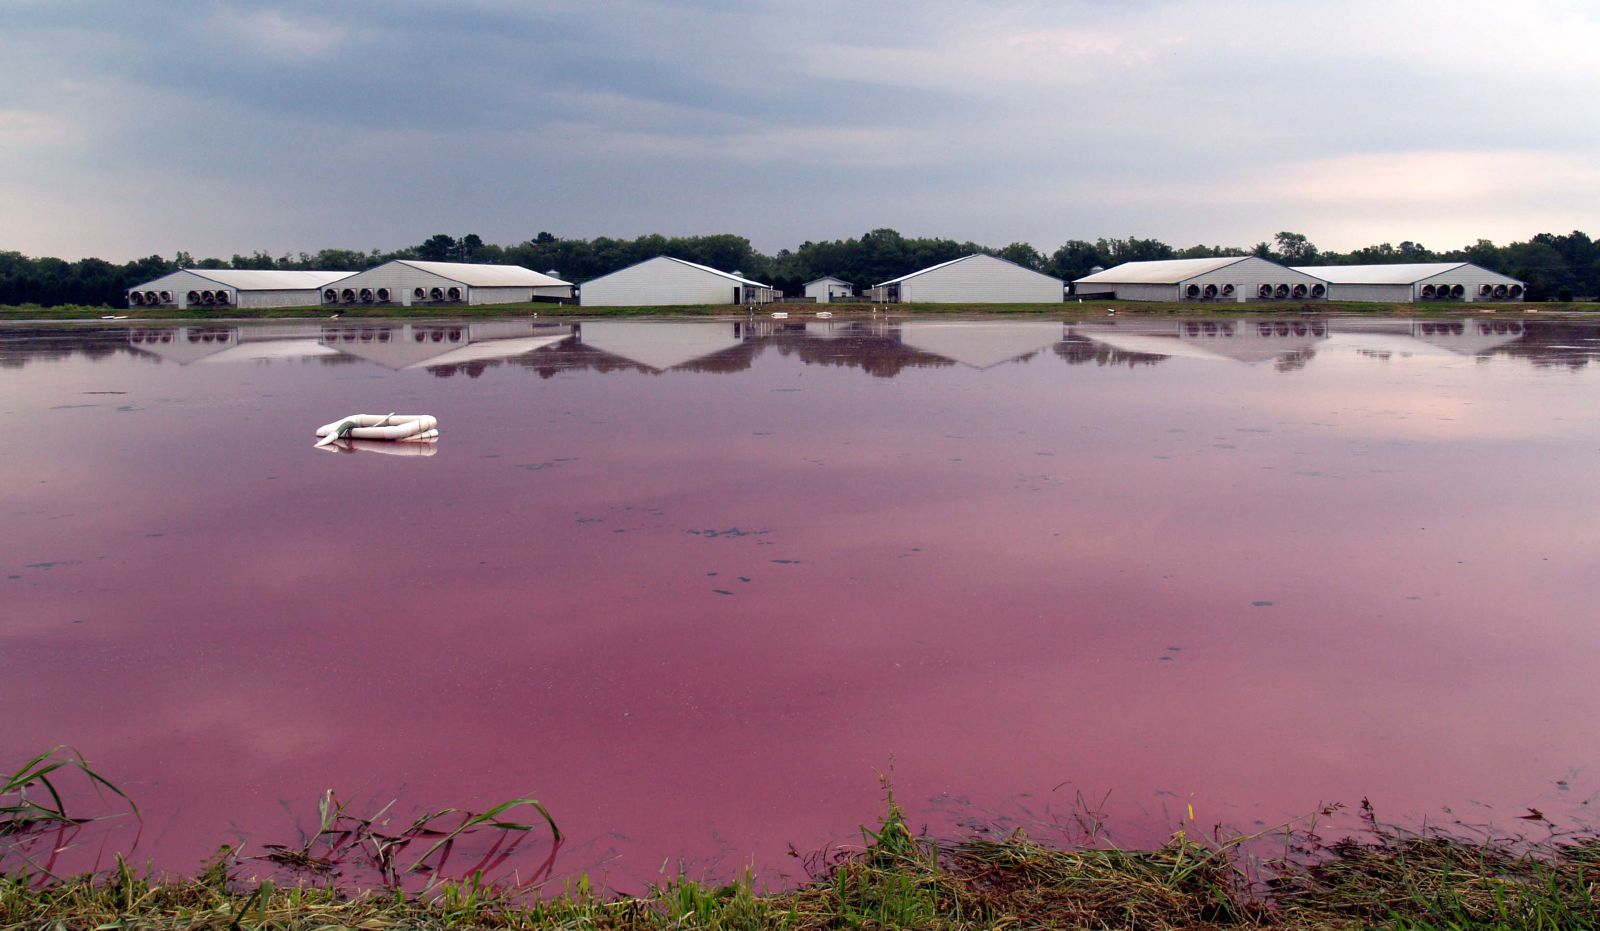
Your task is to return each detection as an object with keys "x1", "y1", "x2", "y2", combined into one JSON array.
[{"x1": 3, "y1": 0, "x2": 1598, "y2": 261}]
